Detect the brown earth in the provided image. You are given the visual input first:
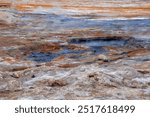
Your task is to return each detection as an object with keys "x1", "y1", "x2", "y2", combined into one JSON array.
[{"x1": 0, "y1": 0, "x2": 150, "y2": 99}]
